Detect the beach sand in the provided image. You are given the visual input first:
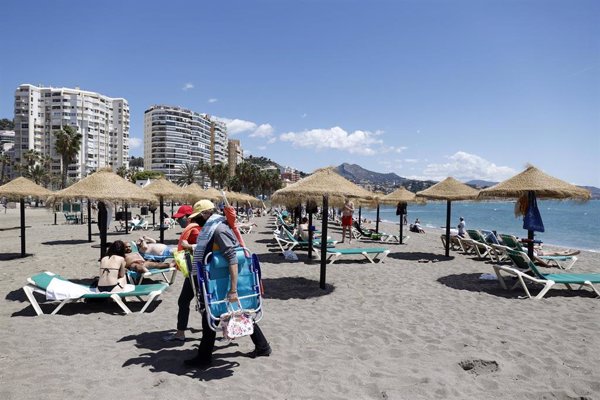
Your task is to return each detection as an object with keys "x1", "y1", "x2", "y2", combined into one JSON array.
[{"x1": 1, "y1": 207, "x2": 599, "y2": 400}]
